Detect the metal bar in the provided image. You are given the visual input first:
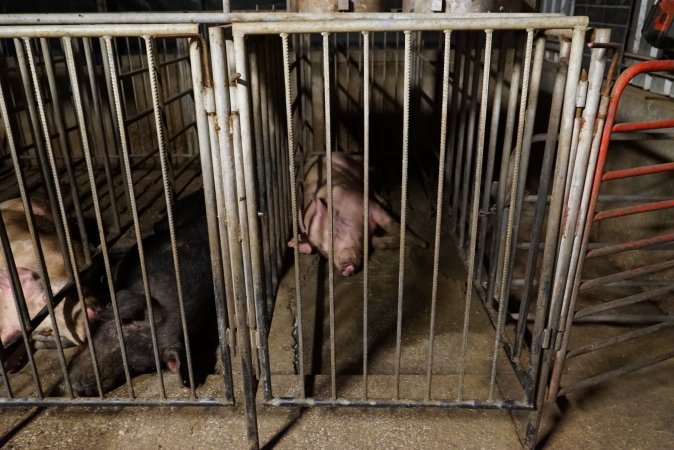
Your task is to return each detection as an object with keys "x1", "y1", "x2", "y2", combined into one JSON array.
[
  {"x1": 232, "y1": 16, "x2": 588, "y2": 35},
  {"x1": 0, "y1": 24, "x2": 200, "y2": 37},
  {"x1": 474, "y1": 34, "x2": 506, "y2": 285},
  {"x1": 581, "y1": 259, "x2": 674, "y2": 292},
  {"x1": 266, "y1": 396, "x2": 533, "y2": 410},
  {"x1": 488, "y1": 29, "x2": 530, "y2": 402},
  {"x1": 457, "y1": 28, "x2": 492, "y2": 402},
  {"x1": 188, "y1": 37, "x2": 234, "y2": 402},
  {"x1": 231, "y1": 30, "x2": 262, "y2": 450},
  {"x1": 602, "y1": 162, "x2": 674, "y2": 181},
  {"x1": 567, "y1": 322, "x2": 674, "y2": 360},
  {"x1": 557, "y1": 350, "x2": 674, "y2": 397},
  {"x1": 20, "y1": 37, "x2": 75, "y2": 398},
  {"x1": 0, "y1": 12, "x2": 570, "y2": 26},
  {"x1": 612, "y1": 118, "x2": 674, "y2": 133},
  {"x1": 587, "y1": 232, "x2": 674, "y2": 258},
  {"x1": 394, "y1": 30, "x2": 412, "y2": 400},
  {"x1": 38, "y1": 38, "x2": 91, "y2": 265},
  {"x1": 594, "y1": 199, "x2": 674, "y2": 221},
  {"x1": 0, "y1": 398, "x2": 234, "y2": 406},
  {"x1": 82, "y1": 37, "x2": 121, "y2": 234},
  {"x1": 523, "y1": 26, "x2": 586, "y2": 450},
  {"x1": 145, "y1": 35, "x2": 196, "y2": 398},
  {"x1": 362, "y1": 30, "x2": 370, "y2": 400},
  {"x1": 451, "y1": 34, "x2": 471, "y2": 235},
  {"x1": 104, "y1": 36, "x2": 165, "y2": 399},
  {"x1": 426, "y1": 29, "x2": 451, "y2": 402},
  {"x1": 514, "y1": 37, "x2": 570, "y2": 358},
  {"x1": 322, "y1": 32, "x2": 337, "y2": 401},
  {"x1": 486, "y1": 46, "x2": 519, "y2": 308}
]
